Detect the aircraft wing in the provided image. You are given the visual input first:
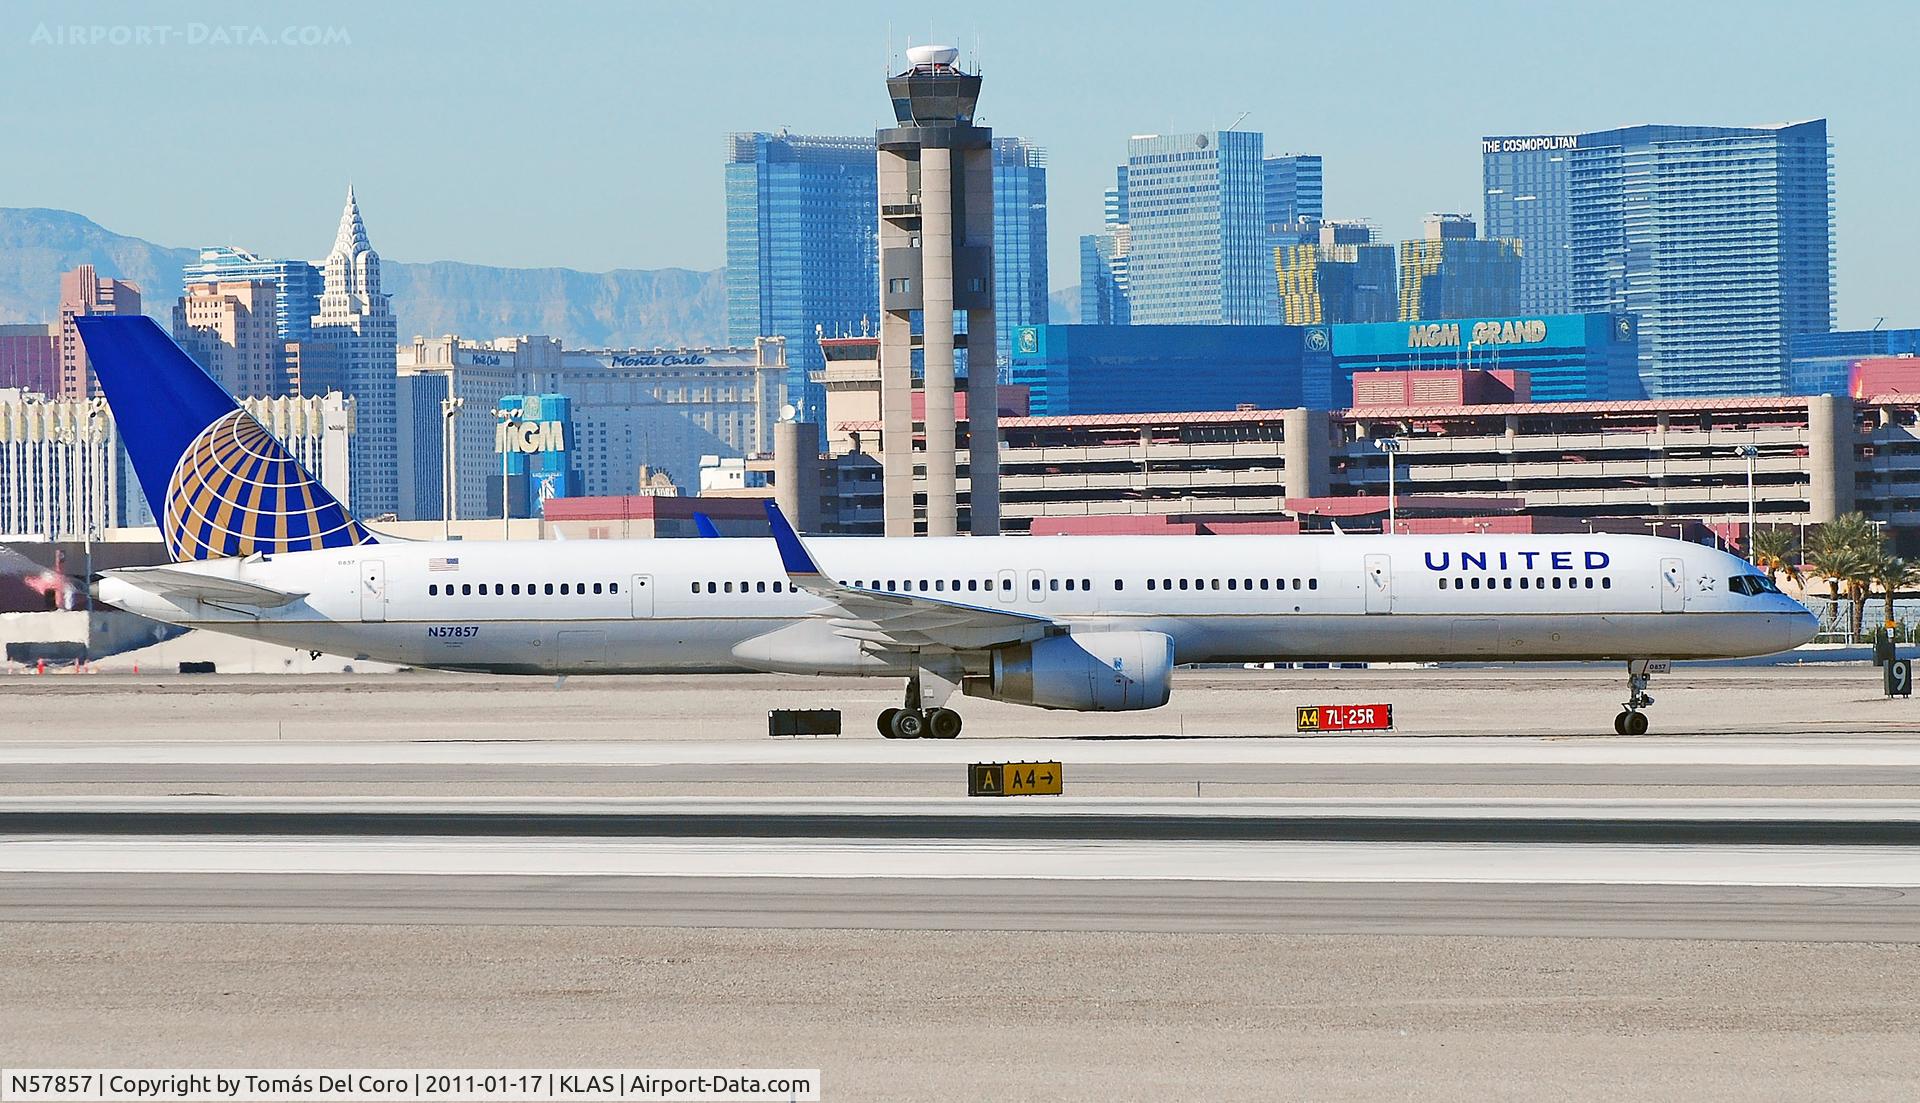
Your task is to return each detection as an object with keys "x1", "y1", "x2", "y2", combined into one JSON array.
[
  {"x1": 762, "y1": 502, "x2": 1055, "y2": 652},
  {"x1": 101, "y1": 564, "x2": 308, "y2": 609}
]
